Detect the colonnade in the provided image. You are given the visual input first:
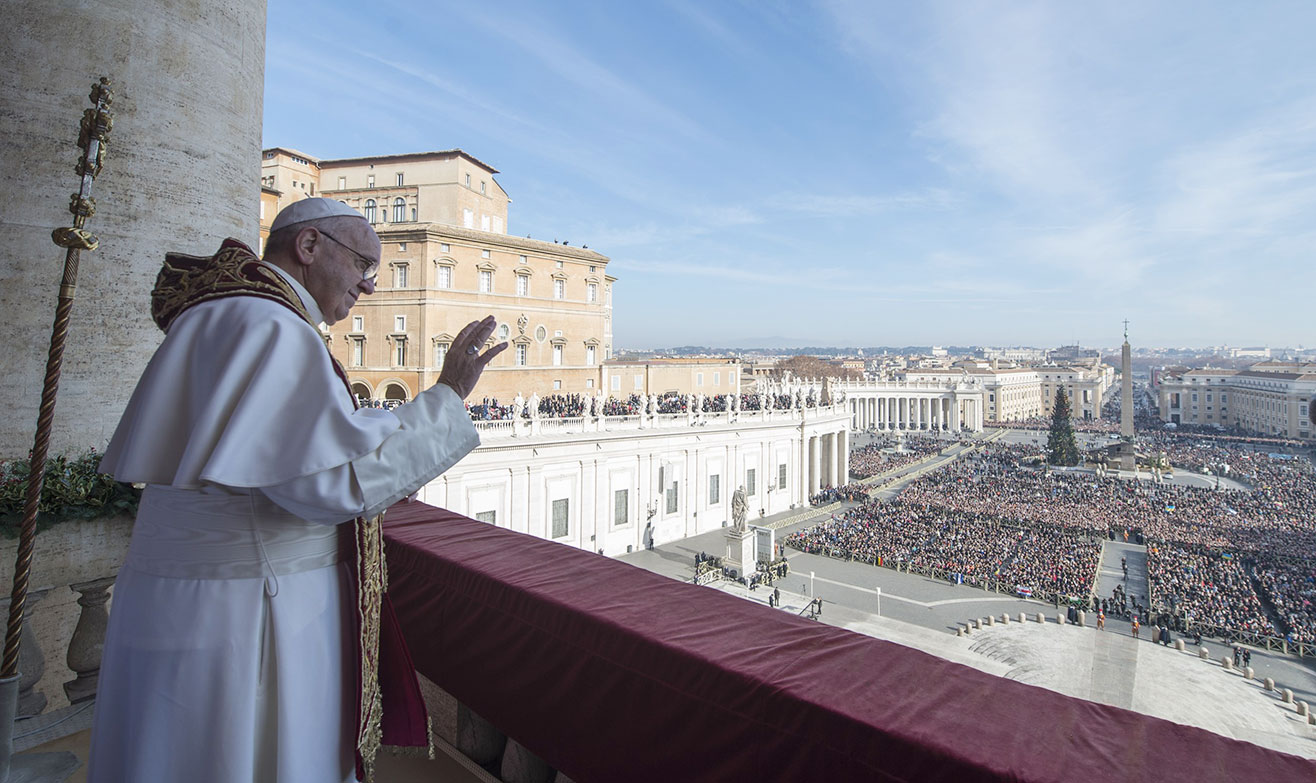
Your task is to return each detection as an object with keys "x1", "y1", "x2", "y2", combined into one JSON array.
[
  {"x1": 848, "y1": 393, "x2": 982, "y2": 433},
  {"x1": 805, "y1": 429, "x2": 848, "y2": 495}
]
